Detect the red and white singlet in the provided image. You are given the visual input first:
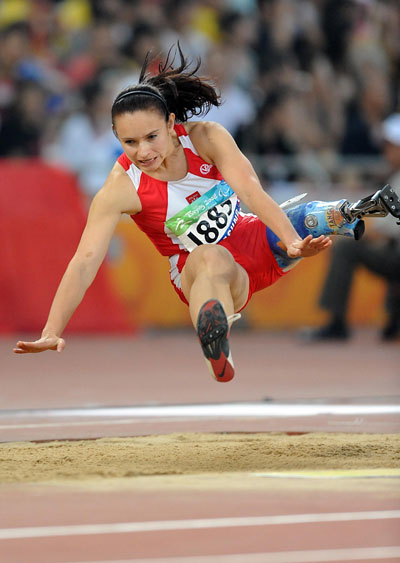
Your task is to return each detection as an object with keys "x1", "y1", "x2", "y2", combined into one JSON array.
[{"x1": 117, "y1": 123, "x2": 285, "y2": 307}]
